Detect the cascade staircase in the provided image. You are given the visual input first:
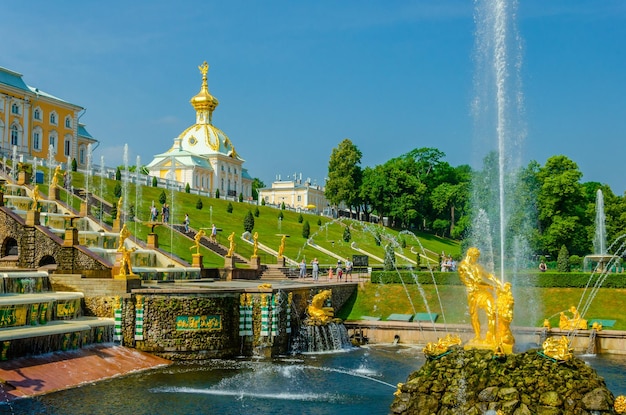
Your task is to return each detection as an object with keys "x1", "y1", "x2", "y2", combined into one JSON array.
[
  {"x1": 171, "y1": 225, "x2": 249, "y2": 266},
  {"x1": 258, "y1": 264, "x2": 298, "y2": 280}
]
